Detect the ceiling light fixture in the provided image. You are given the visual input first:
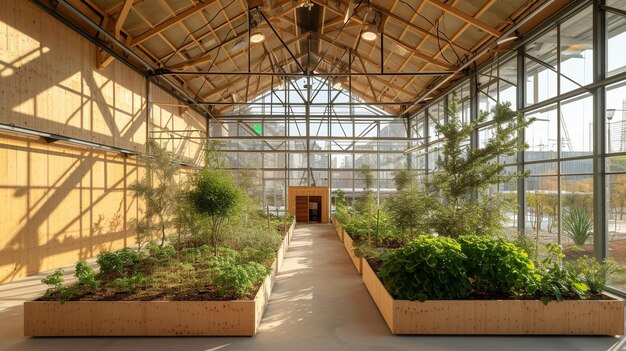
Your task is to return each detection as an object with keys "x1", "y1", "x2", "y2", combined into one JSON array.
[
  {"x1": 361, "y1": 23, "x2": 378, "y2": 41},
  {"x1": 496, "y1": 36, "x2": 518, "y2": 45},
  {"x1": 333, "y1": 77, "x2": 344, "y2": 90},
  {"x1": 249, "y1": 10, "x2": 265, "y2": 44},
  {"x1": 250, "y1": 26, "x2": 265, "y2": 43},
  {"x1": 361, "y1": 9, "x2": 380, "y2": 41}
]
